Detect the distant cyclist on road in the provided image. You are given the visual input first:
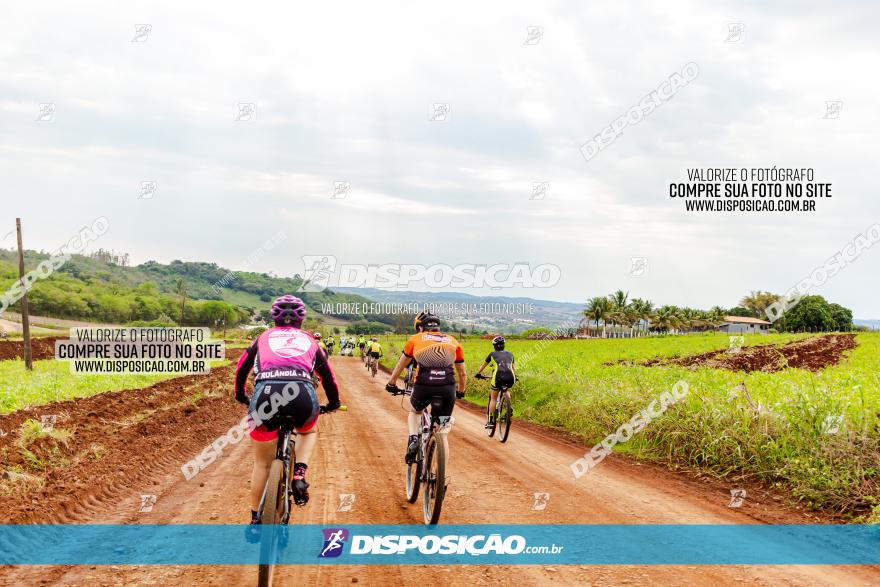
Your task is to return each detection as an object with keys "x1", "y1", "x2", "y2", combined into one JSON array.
[
  {"x1": 366, "y1": 337, "x2": 383, "y2": 368},
  {"x1": 475, "y1": 336, "x2": 516, "y2": 429},
  {"x1": 314, "y1": 332, "x2": 327, "y2": 353},
  {"x1": 234, "y1": 296, "x2": 341, "y2": 528},
  {"x1": 385, "y1": 311, "x2": 466, "y2": 463},
  {"x1": 358, "y1": 335, "x2": 367, "y2": 359},
  {"x1": 326, "y1": 335, "x2": 336, "y2": 356}
]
